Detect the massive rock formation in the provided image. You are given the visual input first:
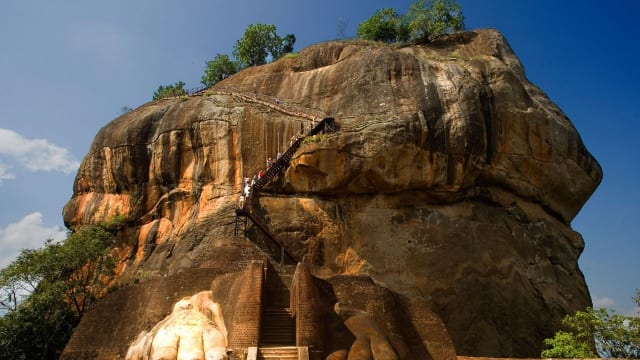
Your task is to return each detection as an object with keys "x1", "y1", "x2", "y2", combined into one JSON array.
[{"x1": 62, "y1": 29, "x2": 601, "y2": 358}]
